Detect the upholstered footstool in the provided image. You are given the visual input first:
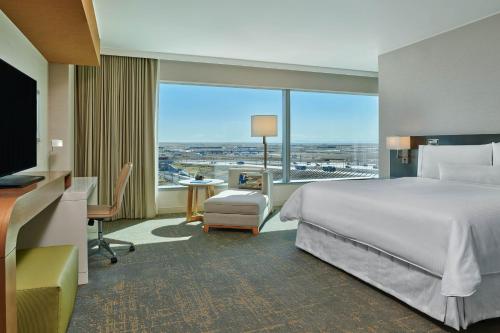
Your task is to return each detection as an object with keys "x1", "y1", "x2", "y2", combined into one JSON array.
[
  {"x1": 203, "y1": 189, "x2": 270, "y2": 235},
  {"x1": 16, "y1": 245, "x2": 78, "y2": 333}
]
